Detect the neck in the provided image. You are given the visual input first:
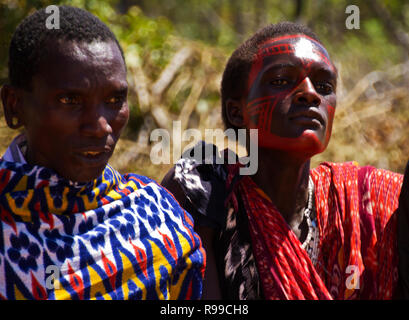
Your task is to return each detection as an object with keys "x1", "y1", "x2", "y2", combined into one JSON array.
[{"x1": 251, "y1": 148, "x2": 311, "y2": 227}]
